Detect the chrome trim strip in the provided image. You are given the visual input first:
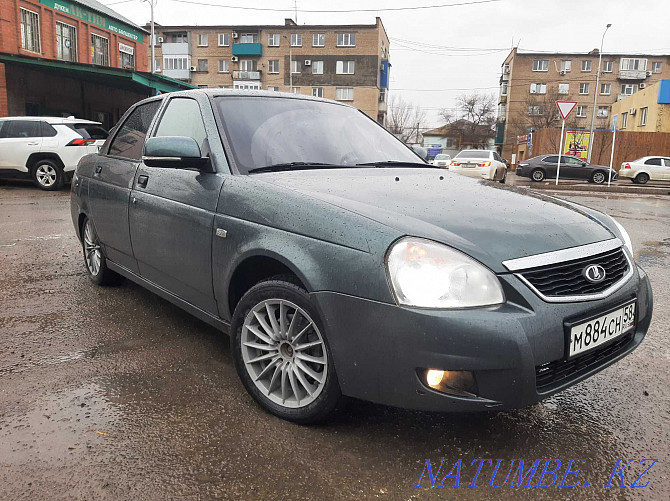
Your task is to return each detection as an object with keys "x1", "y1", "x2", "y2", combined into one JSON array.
[
  {"x1": 502, "y1": 238, "x2": 622, "y2": 272},
  {"x1": 511, "y1": 246, "x2": 634, "y2": 303}
]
